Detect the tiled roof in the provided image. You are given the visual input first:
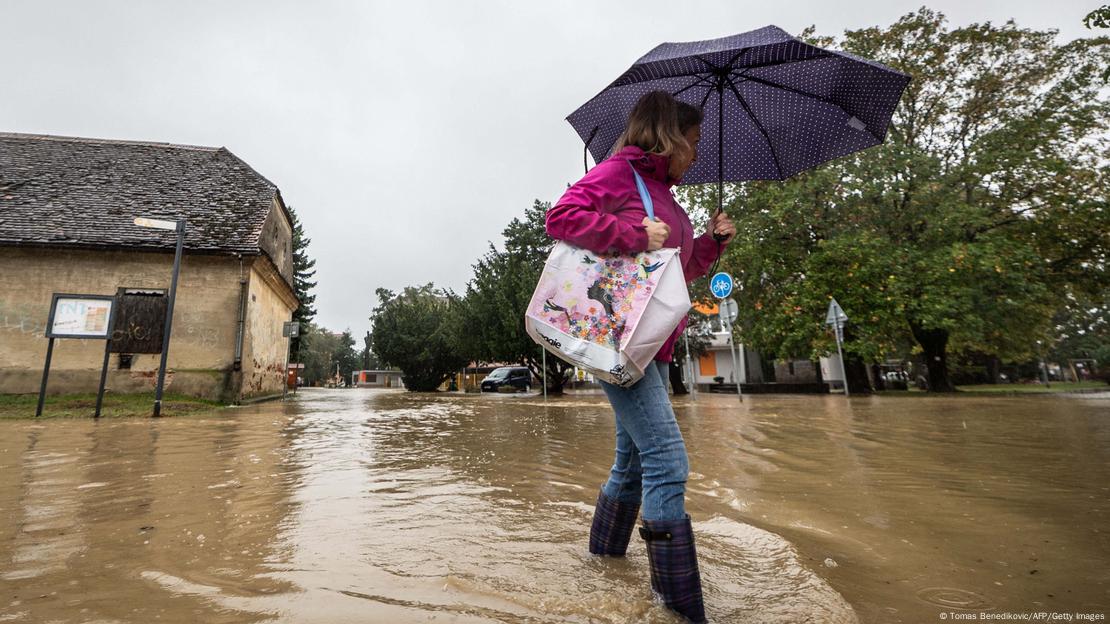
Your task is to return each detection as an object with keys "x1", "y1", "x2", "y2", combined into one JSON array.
[{"x1": 0, "y1": 132, "x2": 282, "y2": 254}]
